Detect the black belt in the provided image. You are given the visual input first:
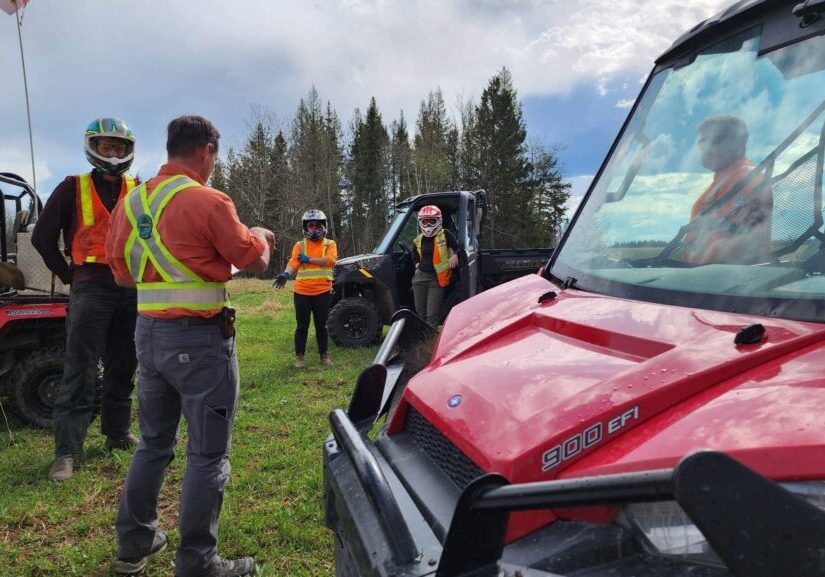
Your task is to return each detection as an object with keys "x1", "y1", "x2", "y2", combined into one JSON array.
[
  {"x1": 147, "y1": 314, "x2": 223, "y2": 327},
  {"x1": 181, "y1": 315, "x2": 223, "y2": 326}
]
